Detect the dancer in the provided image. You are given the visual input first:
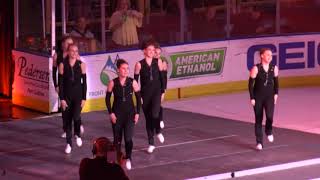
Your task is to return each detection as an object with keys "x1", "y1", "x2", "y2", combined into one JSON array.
[
  {"x1": 154, "y1": 44, "x2": 167, "y2": 129},
  {"x1": 53, "y1": 36, "x2": 84, "y2": 138},
  {"x1": 59, "y1": 44, "x2": 87, "y2": 154},
  {"x1": 105, "y1": 59, "x2": 141, "y2": 170},
  {"x1": 134, "y1": 40, "x2": 165, "y2": 154},
  {"x1": 248, "y1": 48, "x2": 279, "y2": 150}
]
